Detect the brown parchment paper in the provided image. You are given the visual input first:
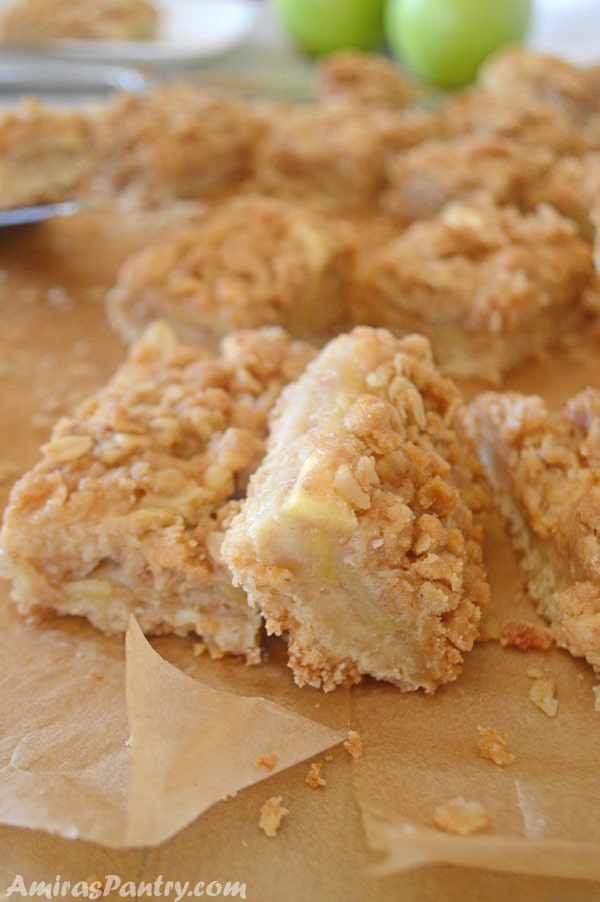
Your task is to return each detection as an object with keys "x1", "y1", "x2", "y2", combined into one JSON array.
[
  {"x1": 0, "y1": 209, "x2": 599, "y2": 882},
  {"x1": 125, "y1": 617, "x2": 343, "y2": 846}
]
